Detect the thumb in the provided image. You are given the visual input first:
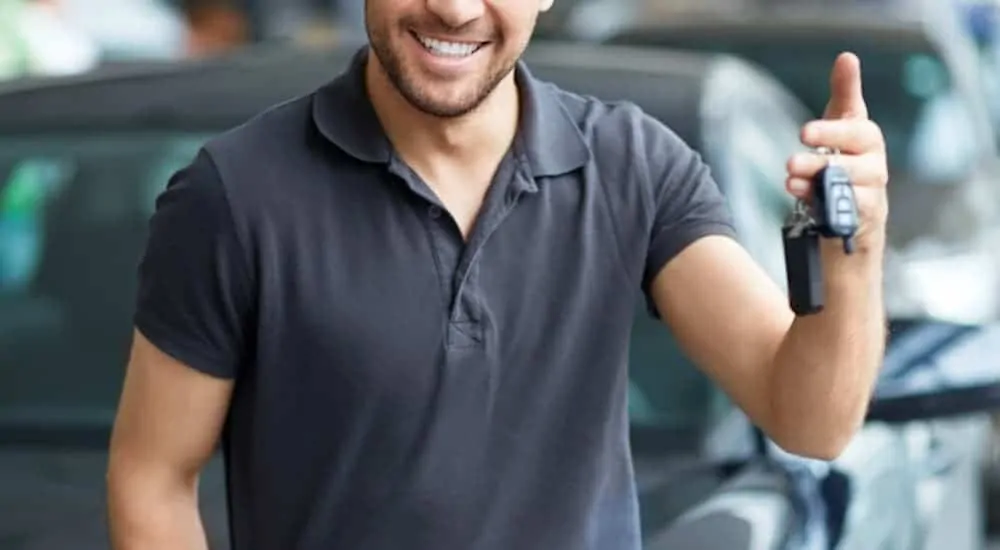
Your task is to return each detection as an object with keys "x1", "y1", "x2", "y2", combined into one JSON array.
[{"x1": 823, "y1": 52, "x2": 868, "y2": 120}]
